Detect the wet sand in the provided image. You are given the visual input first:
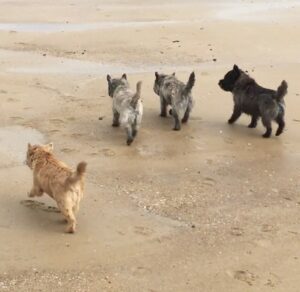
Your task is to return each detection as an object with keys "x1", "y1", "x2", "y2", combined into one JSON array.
[{"x1": 0, "y1": 0, "x2": 300, "y2": 291}]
